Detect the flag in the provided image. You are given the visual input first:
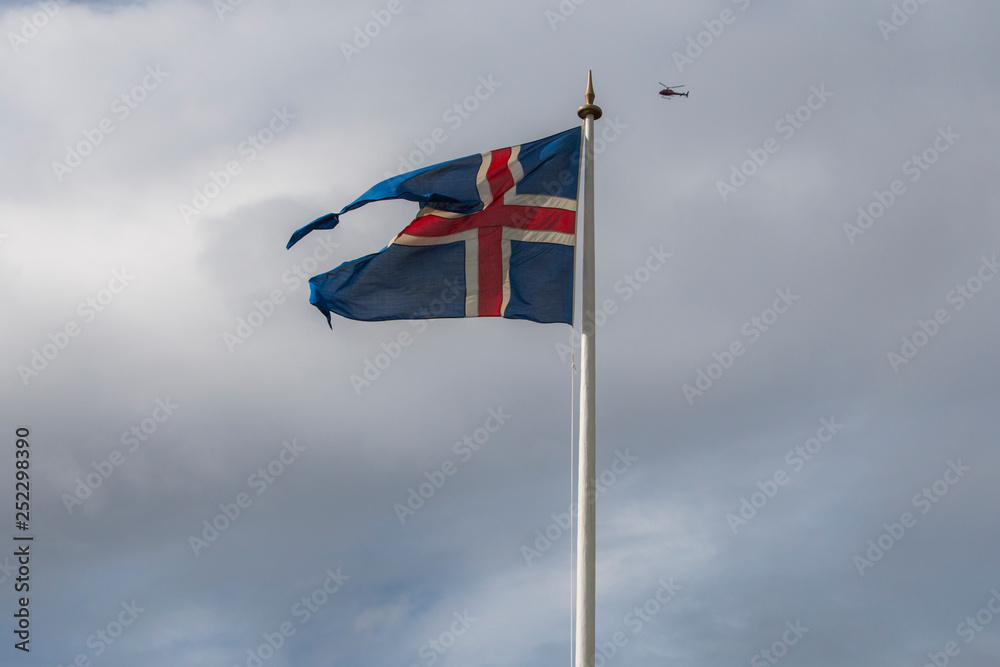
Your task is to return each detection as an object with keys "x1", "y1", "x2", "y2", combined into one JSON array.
[{"x1": 287, "y1": 127, "x2": 582, "y2": 326}]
